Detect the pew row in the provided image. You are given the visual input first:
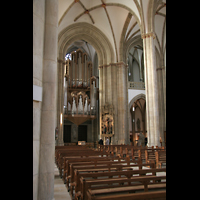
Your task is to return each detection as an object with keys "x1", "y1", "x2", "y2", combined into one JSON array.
[
  {"x1": 82, "y1": 175, "x2": 166, "y2": 200},
  {"x1": 72, "y1": 165, "x2": 166, "y2": 199}
]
